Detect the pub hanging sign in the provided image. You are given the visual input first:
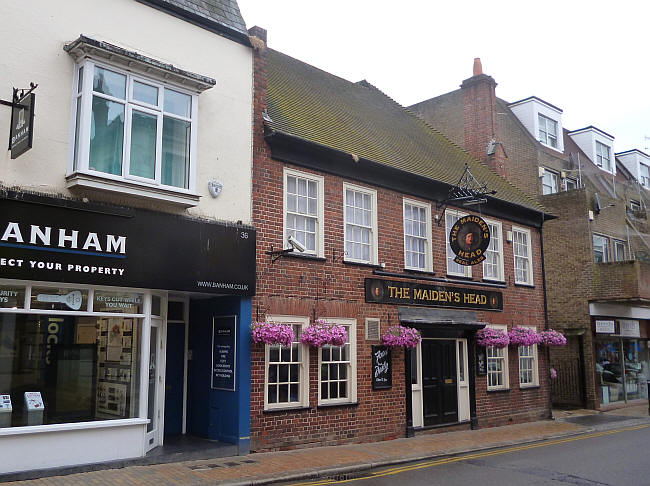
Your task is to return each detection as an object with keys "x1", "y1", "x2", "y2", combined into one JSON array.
[{"x1": 449, "y1": 214, "x2": 490, "y2": 266}]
